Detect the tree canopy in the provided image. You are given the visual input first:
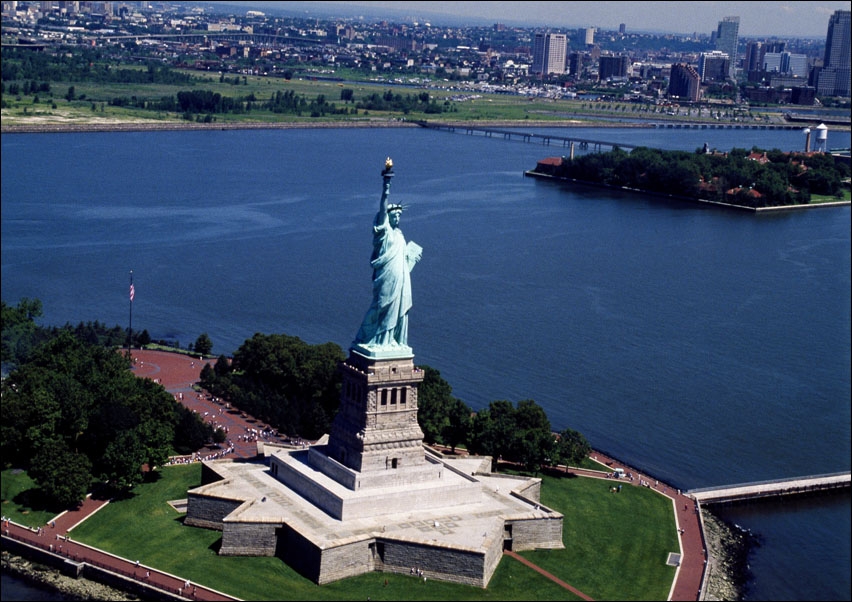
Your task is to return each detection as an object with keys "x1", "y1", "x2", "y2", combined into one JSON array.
[
  {"x1": 536, "y1": 145, "x2": 850, "y2": 208},
  {"x1": 1, "y1": 301, "x2": 214, "y2": 505},
  {"x1": 199, "y1": 333, "x2": 345, "y2": 440}
]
